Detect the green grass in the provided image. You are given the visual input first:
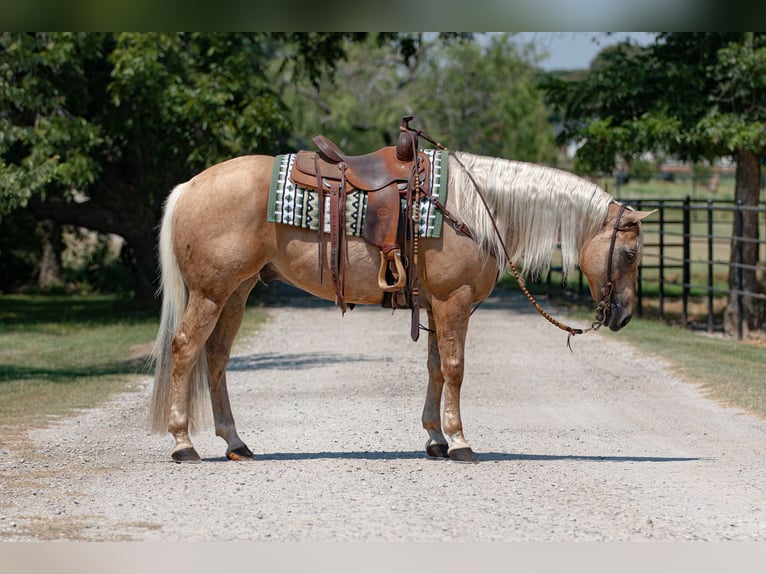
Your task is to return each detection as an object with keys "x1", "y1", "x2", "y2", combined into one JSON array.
[
  {"x1": 600, "y1": 176, "x2": 739, "y2": 202},
  {"x1": 0, "y1": 295, "x2": 158, "y2": 429},
  {"x1": 0, "y1": 294, "x2": 266, "y2": 432}
]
